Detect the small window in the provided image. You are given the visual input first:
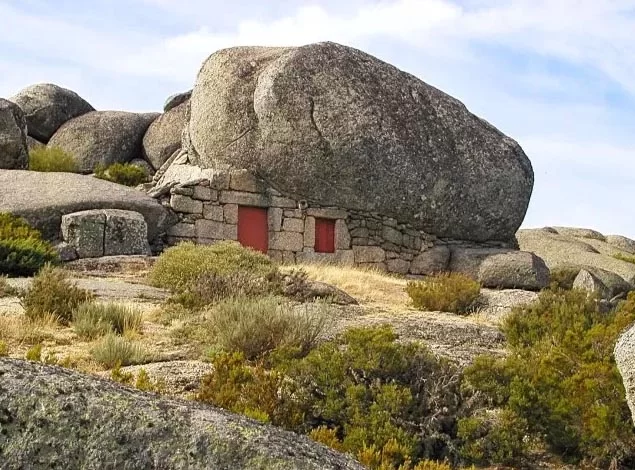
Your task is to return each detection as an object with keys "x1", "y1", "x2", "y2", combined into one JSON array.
[{"x1": 315, "y1": 218, "x2": 336, "y2": 253}]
